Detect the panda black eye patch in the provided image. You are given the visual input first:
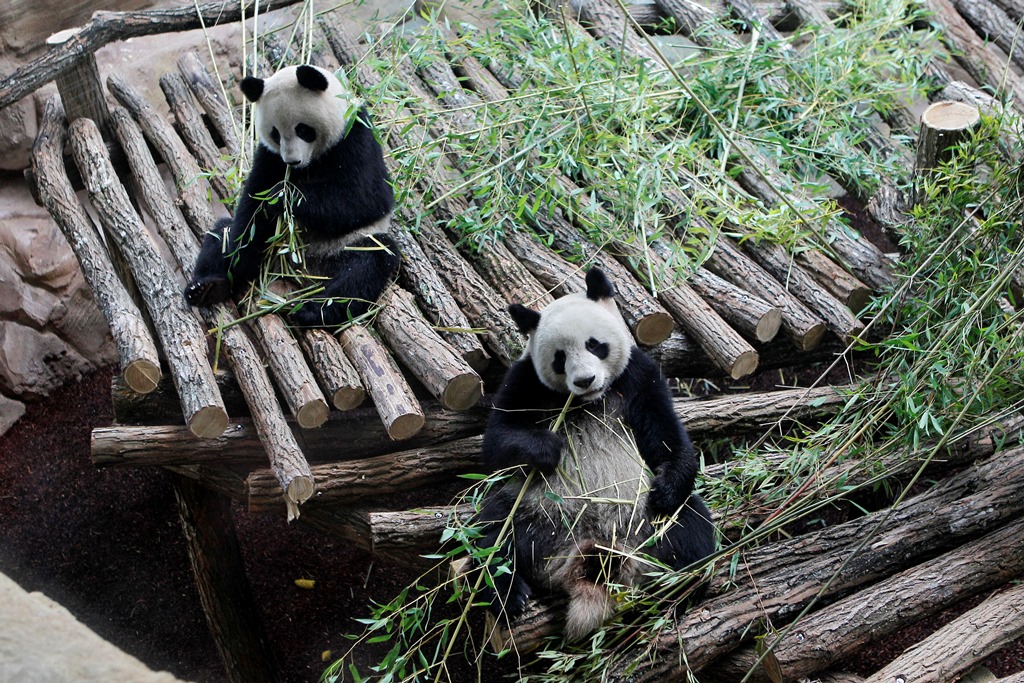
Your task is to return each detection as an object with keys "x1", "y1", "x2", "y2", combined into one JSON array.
[
  {"x1": 552, "y1": 350, "x2": 566, "y2": 375},
  {"x1": 295, "y1": 123, "x2": 317, "y2": 143},
  {"x1": 585, "y1": 338, "x2": 609, "y2": 359},
  {"x1": 270, "y1": 127, "x2": 281, "y2": 144}
]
